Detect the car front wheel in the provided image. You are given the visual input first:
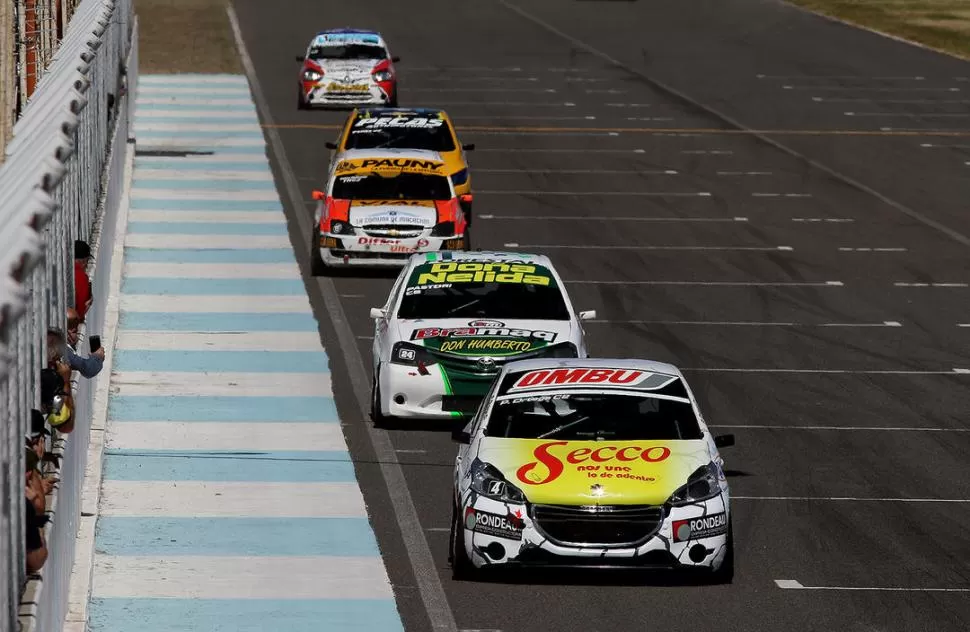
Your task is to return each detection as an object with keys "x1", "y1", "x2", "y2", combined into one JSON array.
[{"x1": 449, "y1": 504, "x2": 474, "y2": 580}]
